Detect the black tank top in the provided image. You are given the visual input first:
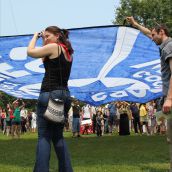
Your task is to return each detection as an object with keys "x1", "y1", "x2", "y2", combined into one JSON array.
[{"x1": 40, "y1": 52, "x2": 72, "y2": 92}]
